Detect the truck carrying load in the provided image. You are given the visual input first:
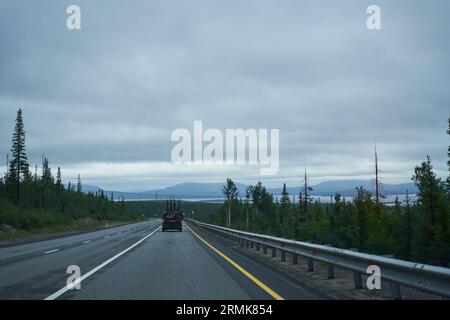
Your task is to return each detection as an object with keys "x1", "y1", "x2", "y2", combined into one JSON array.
[{"x1": 162, "y1": 198, "x2": 183, "y2": 232}]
